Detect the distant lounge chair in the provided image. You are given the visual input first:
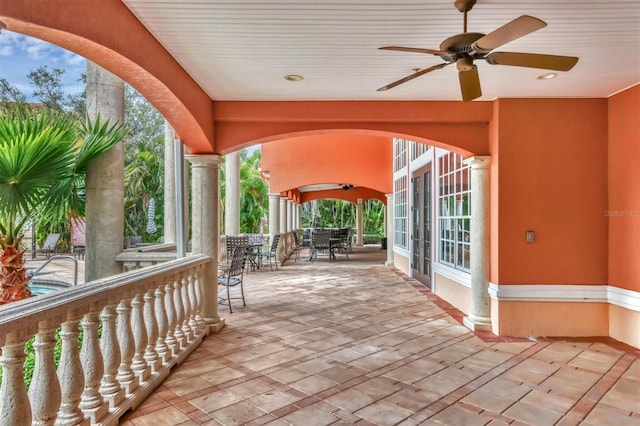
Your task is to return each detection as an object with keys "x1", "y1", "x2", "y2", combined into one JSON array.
[{"x1": 37, "y1": 233, "x2": 61, "y2": 258}]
